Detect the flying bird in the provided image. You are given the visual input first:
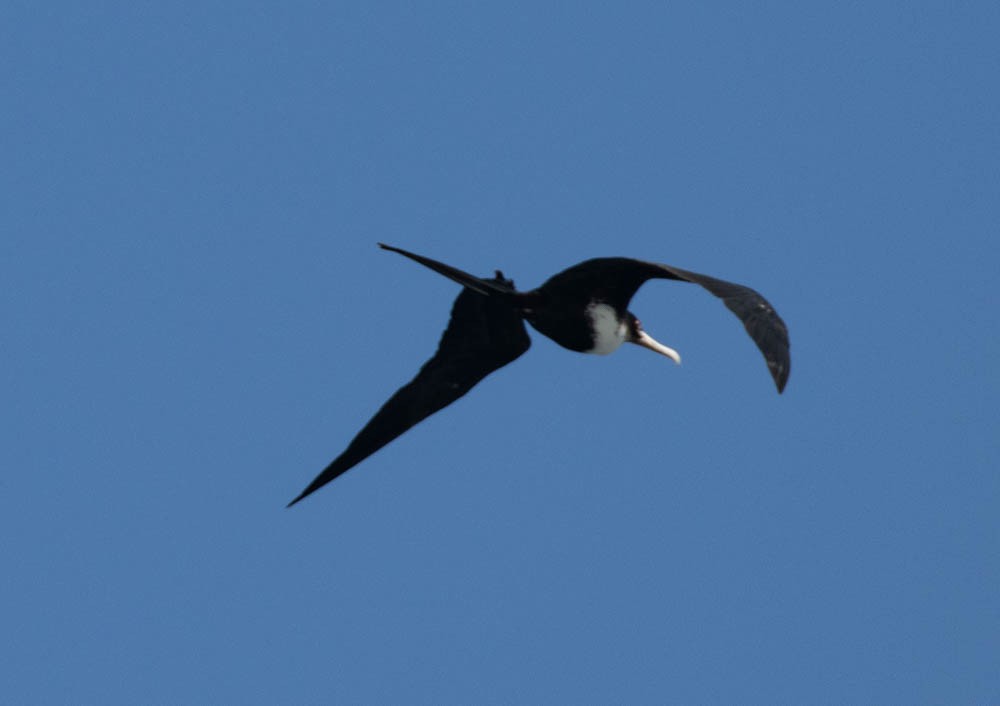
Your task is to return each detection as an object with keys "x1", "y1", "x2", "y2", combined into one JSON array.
[{"x1": 287, "y1": 243, "x2": 790, "y2": 506}]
